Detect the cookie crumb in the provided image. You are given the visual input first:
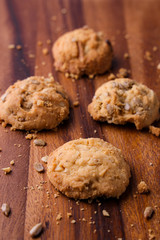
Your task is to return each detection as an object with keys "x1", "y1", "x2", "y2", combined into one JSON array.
[
  {"x1": 41, "y1": 156, "x2": 49, "y2": 164},
  {"x1": 61, "y1": 8, "x2": 67, "y2": 14},
  {"x1": 108, "y1": 73, "x2": 116, "y2": 80},
  {"x1": 124, "y1": 53, "x2": 129, "y2": 59},
  {"x1": 25, "y1": 133, "x2": 37, "y2": 140},
  {"x1": 144, "y1": 51, "x2": 152, "y2": 61},
  {"x1": 148, "y1": 229, "x2": 155, "y2": 240},
  {"x1": 0, "y1": 148, "x2": 2, "y2": 152},
  {"x1": 29, "y1": 223, "x2": 43, "y2": 238},
  {"x1": 153, "y1": 46, "x2": 158, "y2": 52},
  {"x1": 144, "y1": 207, "x2": 154, "y2": 219},
  {"x1": 149, "y1": 125, "x2": 160, "y2": 137},
  {"x1": 34, "y1": 162, "x2": 44, "y2": 173},
  {"x1": 10, "y1": 160, "x2": 15, "y2": 165},
  {"x1": 46, "y1": 39, "x2": 52, "y2": 45},
  {"x1": 117, "y1": 68, "x2": 129, "y2": 78},
  {"x1": 37, "y1": 41, "x2": 43, "y2": 46},
  {"x1": 8, "y1": 44, "x2": 15, "y2": 49},
  {"x1": 2, "y1": 167, "x2": 12, "y2": 174},
  {"x1": 34, "y1": 139, "x2": 46, "y2": 146},
  {"x1": 137, "y1": 181, "x2": 149, "y2": 194},
  {"x1": 16, "y1": 45, "x2": 22, "y2": 50},
  {"x1": 150, "y1": 162, "x2": 153, "y2": 166},
  {"x1": 157, "y1": 63, "x2": 160, "y2": 71},
  {"x1": 56, "y1": 213, "x2": 62, "y2": 221},
  {"x1": 102, "y1": 209, "x2": 110, "y2": 217},
  {"x1": 1, "y1": 203, "x2": 11, "y2": 216},
  {"x1": 28, "y1": 53, "x2": 35, "y2": 59},
  {"x1": 67, "y1": 212, "x2": 72, "y2": 218},
  {"x1": 42, "y1": 48, "x2": 49, "y2": 55},
  {"x1": 51, "y1": 15, "x2": 57, "y2": 21},
  {"x1": 89, "y1": 74, "x2": 94, "y2": 79},
  {"x1": 71, "y1": 219, "x2": 76, "y2": 224},
  {"x1": 93, "y1": 229, "x2": 97, "y2": 234},
  {"x1": 73, "y1": 100, "x2": 79, "y2": 107},
  {"x1": 54, "y1": 193, "x2": 60, "y2": 198},
  {"x1": 82, "y1": 218, "x2": 86, "y2": 222}
]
